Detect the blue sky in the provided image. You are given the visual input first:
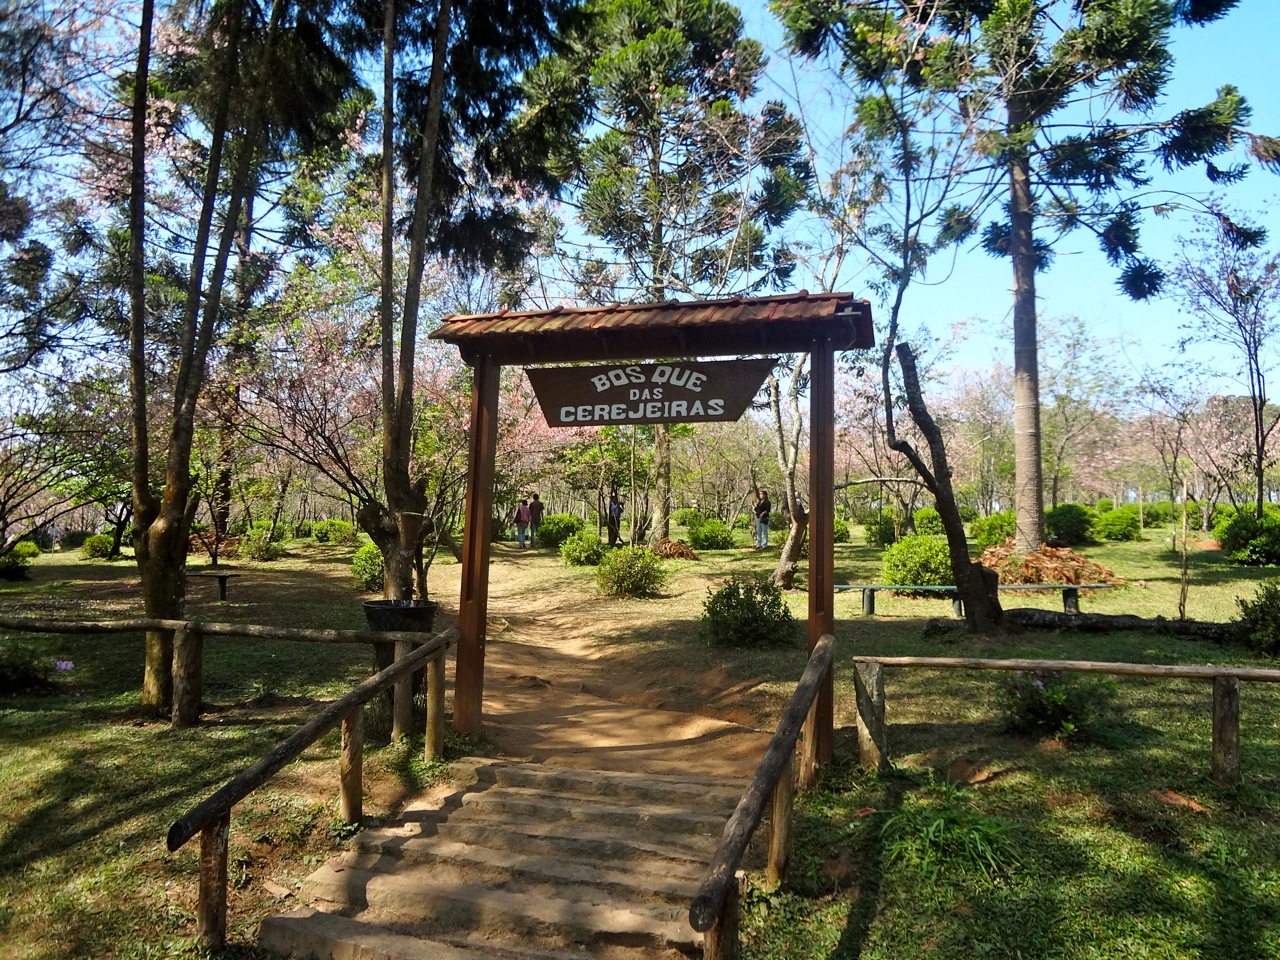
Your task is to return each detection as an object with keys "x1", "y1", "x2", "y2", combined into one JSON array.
[{"x1": 739, "y1": 1, "x2": 1280, "y2": 388}]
